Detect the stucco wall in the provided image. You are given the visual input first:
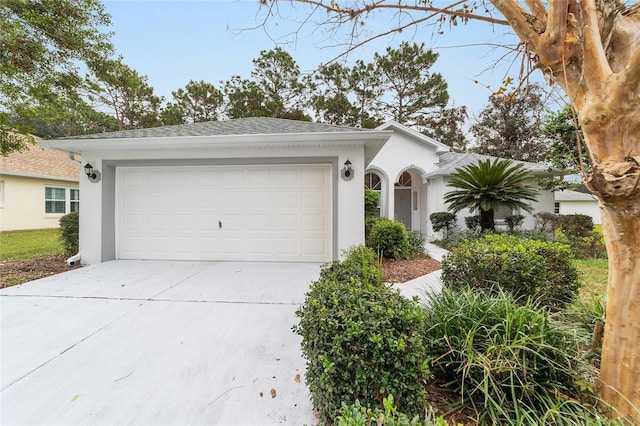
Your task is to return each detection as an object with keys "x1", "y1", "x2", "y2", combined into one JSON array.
[
  {"x1": 425, "y1": 176, "x2": 556, "y2": 237},
  {"x1": 78, "y1": 144, "x2": 366, "y2": 265},
  {"x1": 558, "y1": 200, "x2": 602, "y2": 224},
  {"x1": 0, "y1": 175, "x2": 79, "y2": 231},
  {"x1": 368, "y1": 130, "x2": 442, "y2": 234}
]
